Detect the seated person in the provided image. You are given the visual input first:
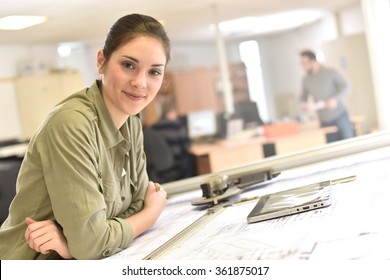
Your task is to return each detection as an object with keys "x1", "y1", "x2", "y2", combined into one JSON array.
[{"x1": 150, "y1": 100, "x2": 197, "y2": 181}]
